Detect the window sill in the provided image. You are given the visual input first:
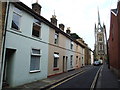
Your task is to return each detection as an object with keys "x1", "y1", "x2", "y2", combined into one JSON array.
[
  {"x1": 11, "y1": 28, "x2": 22, "y2": 33},
  {"x1": 53, "y1": 68, "x2": 59, "y2": 71},
  {"x1": 29, "y1": 70, "x2": 40, "y2": 73},
  {"x1": 32, "y1": 36, "x2": 42, "y2": 40}
]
